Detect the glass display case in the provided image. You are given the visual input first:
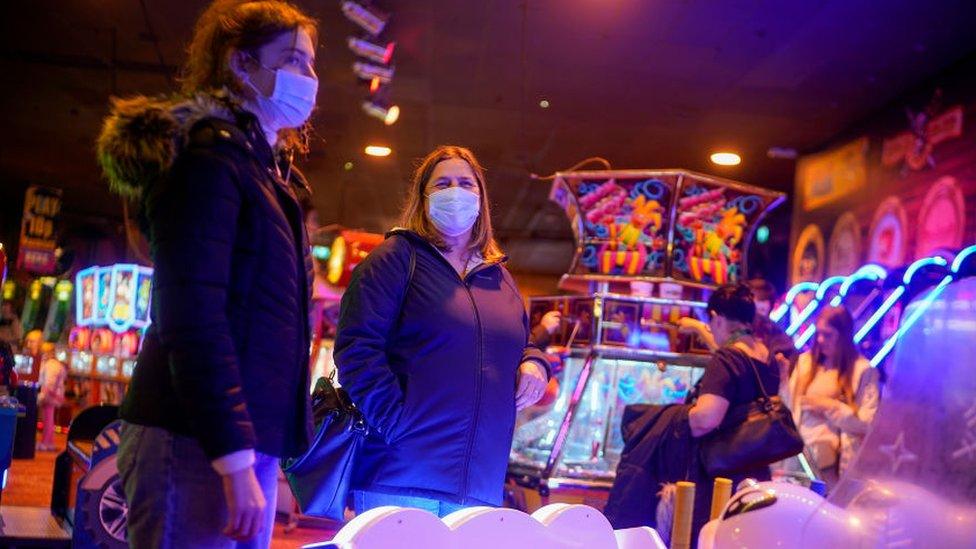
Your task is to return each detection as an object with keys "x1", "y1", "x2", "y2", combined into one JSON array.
[{"x1": 507, "y1": 169, "x2": 784, "y2": 508}]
